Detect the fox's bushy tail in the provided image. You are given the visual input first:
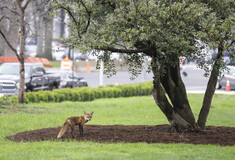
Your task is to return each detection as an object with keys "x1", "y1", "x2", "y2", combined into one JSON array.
[{"x1": 57, "y1": 120, "x2": 69, "y2": 139}]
